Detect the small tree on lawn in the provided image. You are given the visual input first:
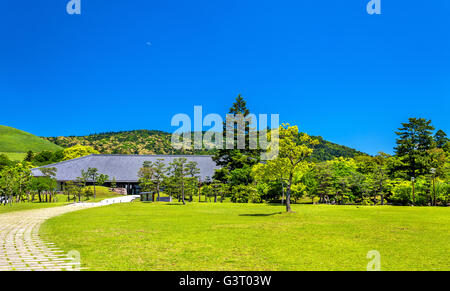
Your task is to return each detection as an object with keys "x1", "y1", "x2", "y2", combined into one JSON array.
[
  {"x1": 150, "y1": 159, "x2": 167, "y2": 201},
  {"x1": 168, "y1": 158, "x2": 190, "y2": 205},
  {"x1": 186, "y1": 161, "x2": 200, "y2": 202},
  {"x1": 83, "y1": 168, "x2": 108, "y2": 201},
  {"x1": 275, "y1": 124, "x2": 318, "y2": 212},
  {"x1": 65, "y1": 181, "x2": 78, "y2": 202},
  {"x1": 40, "y1": 167, "x2": 57, "y2": 202},
  {"x1": 138, "y1": 162, "x2": 155, "y2": 200},
  {"x1": 111, "y1": 177, "x2": 117, "y2": 189},
  {"x1": 97, "y1": 174, "x2": 109, "y2": 188}
]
